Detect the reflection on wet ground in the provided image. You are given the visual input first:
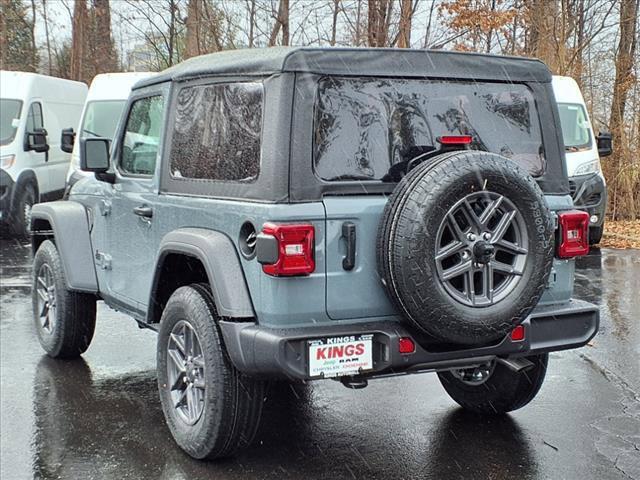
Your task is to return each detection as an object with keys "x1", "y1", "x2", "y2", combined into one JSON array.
[{"x1": 1, "y1": 239, "x2": 639, "y2": 479}]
